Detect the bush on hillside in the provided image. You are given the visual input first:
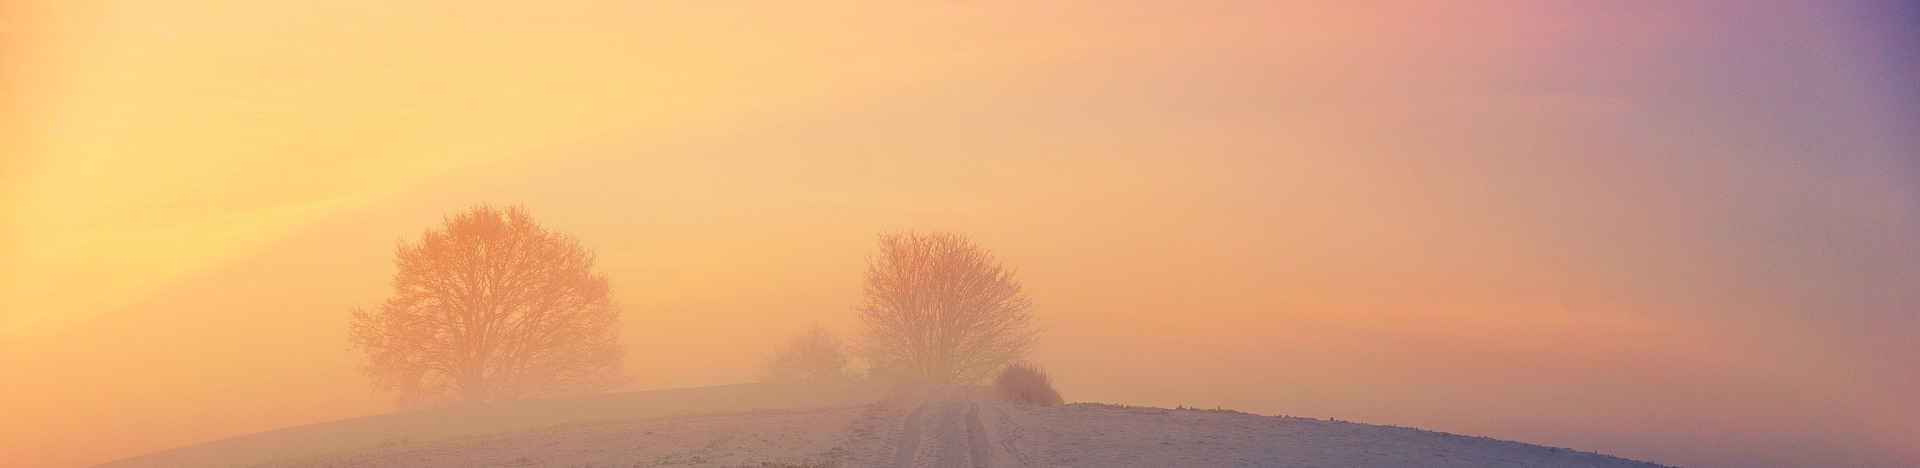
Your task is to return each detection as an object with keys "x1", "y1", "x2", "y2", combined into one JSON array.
[{"x1": 994, "y1": 362, "x2": 1063, "y2": 406}]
